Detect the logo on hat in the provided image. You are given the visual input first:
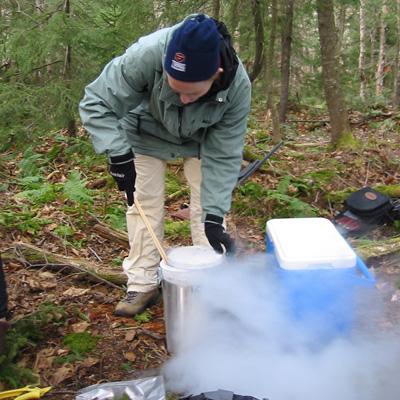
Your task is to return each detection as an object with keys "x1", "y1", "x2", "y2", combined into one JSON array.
[
  {"x1": 171, "y1": 52, "x2": 186, "y2": 72},
  {"x1": 175, "y1": 52, "x2": 186, "y2": 62}
]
